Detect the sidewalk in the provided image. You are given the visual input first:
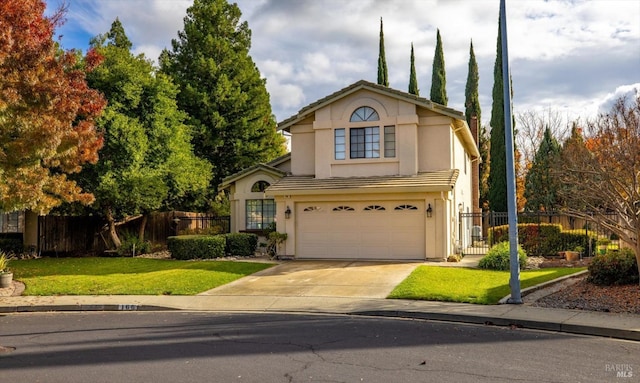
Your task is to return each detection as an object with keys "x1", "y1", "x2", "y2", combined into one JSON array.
[{"x1": 1, "y1": 288, "x2": 639, "y2": 341}]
